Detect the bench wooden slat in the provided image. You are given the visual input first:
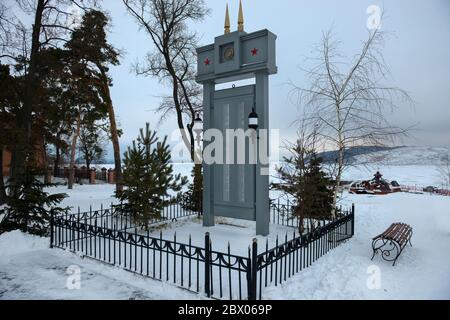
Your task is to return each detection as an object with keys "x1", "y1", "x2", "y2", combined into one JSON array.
[{"x1": 374, "y1": 223, "x2": 412, "y2": 246}]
